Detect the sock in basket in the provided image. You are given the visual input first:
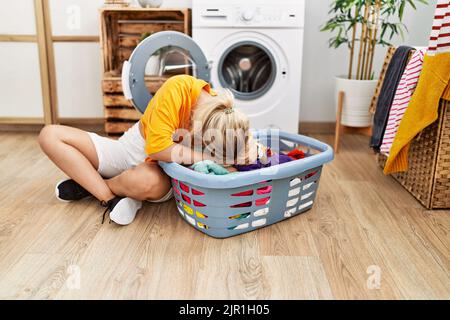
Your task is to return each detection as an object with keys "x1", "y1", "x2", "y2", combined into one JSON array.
[{"x1": 108, "y1": 197, "x2": 143, "y2": 225}]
